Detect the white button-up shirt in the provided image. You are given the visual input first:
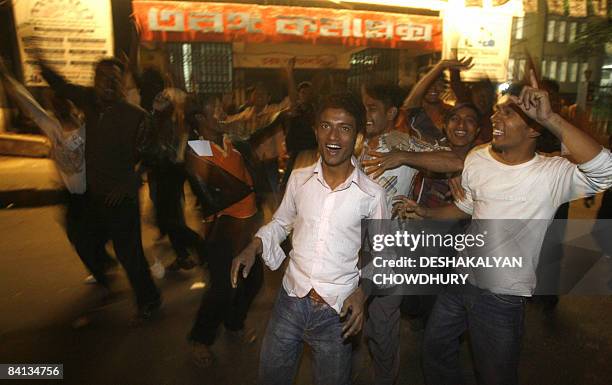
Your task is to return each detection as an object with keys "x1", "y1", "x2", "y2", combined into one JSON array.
[{"x1": 255, "y1": 157, "x2": 389, "y2": 313}]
